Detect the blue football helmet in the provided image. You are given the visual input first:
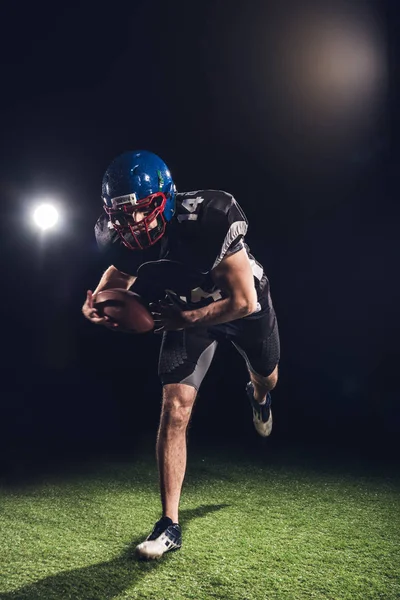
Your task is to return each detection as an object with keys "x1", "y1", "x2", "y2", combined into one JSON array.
[{"x1": 102, "y1": 150, "x2": 176, "y2": 250}]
